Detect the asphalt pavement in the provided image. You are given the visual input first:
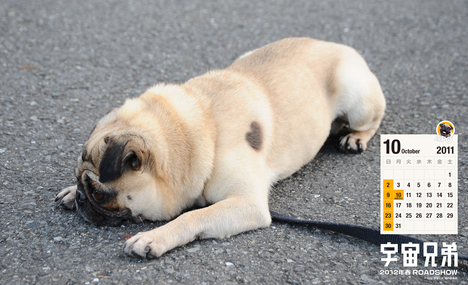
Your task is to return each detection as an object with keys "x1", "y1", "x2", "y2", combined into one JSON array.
[{"x1": 1, "y1": 0, "x2": 467, "y2": 284}]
